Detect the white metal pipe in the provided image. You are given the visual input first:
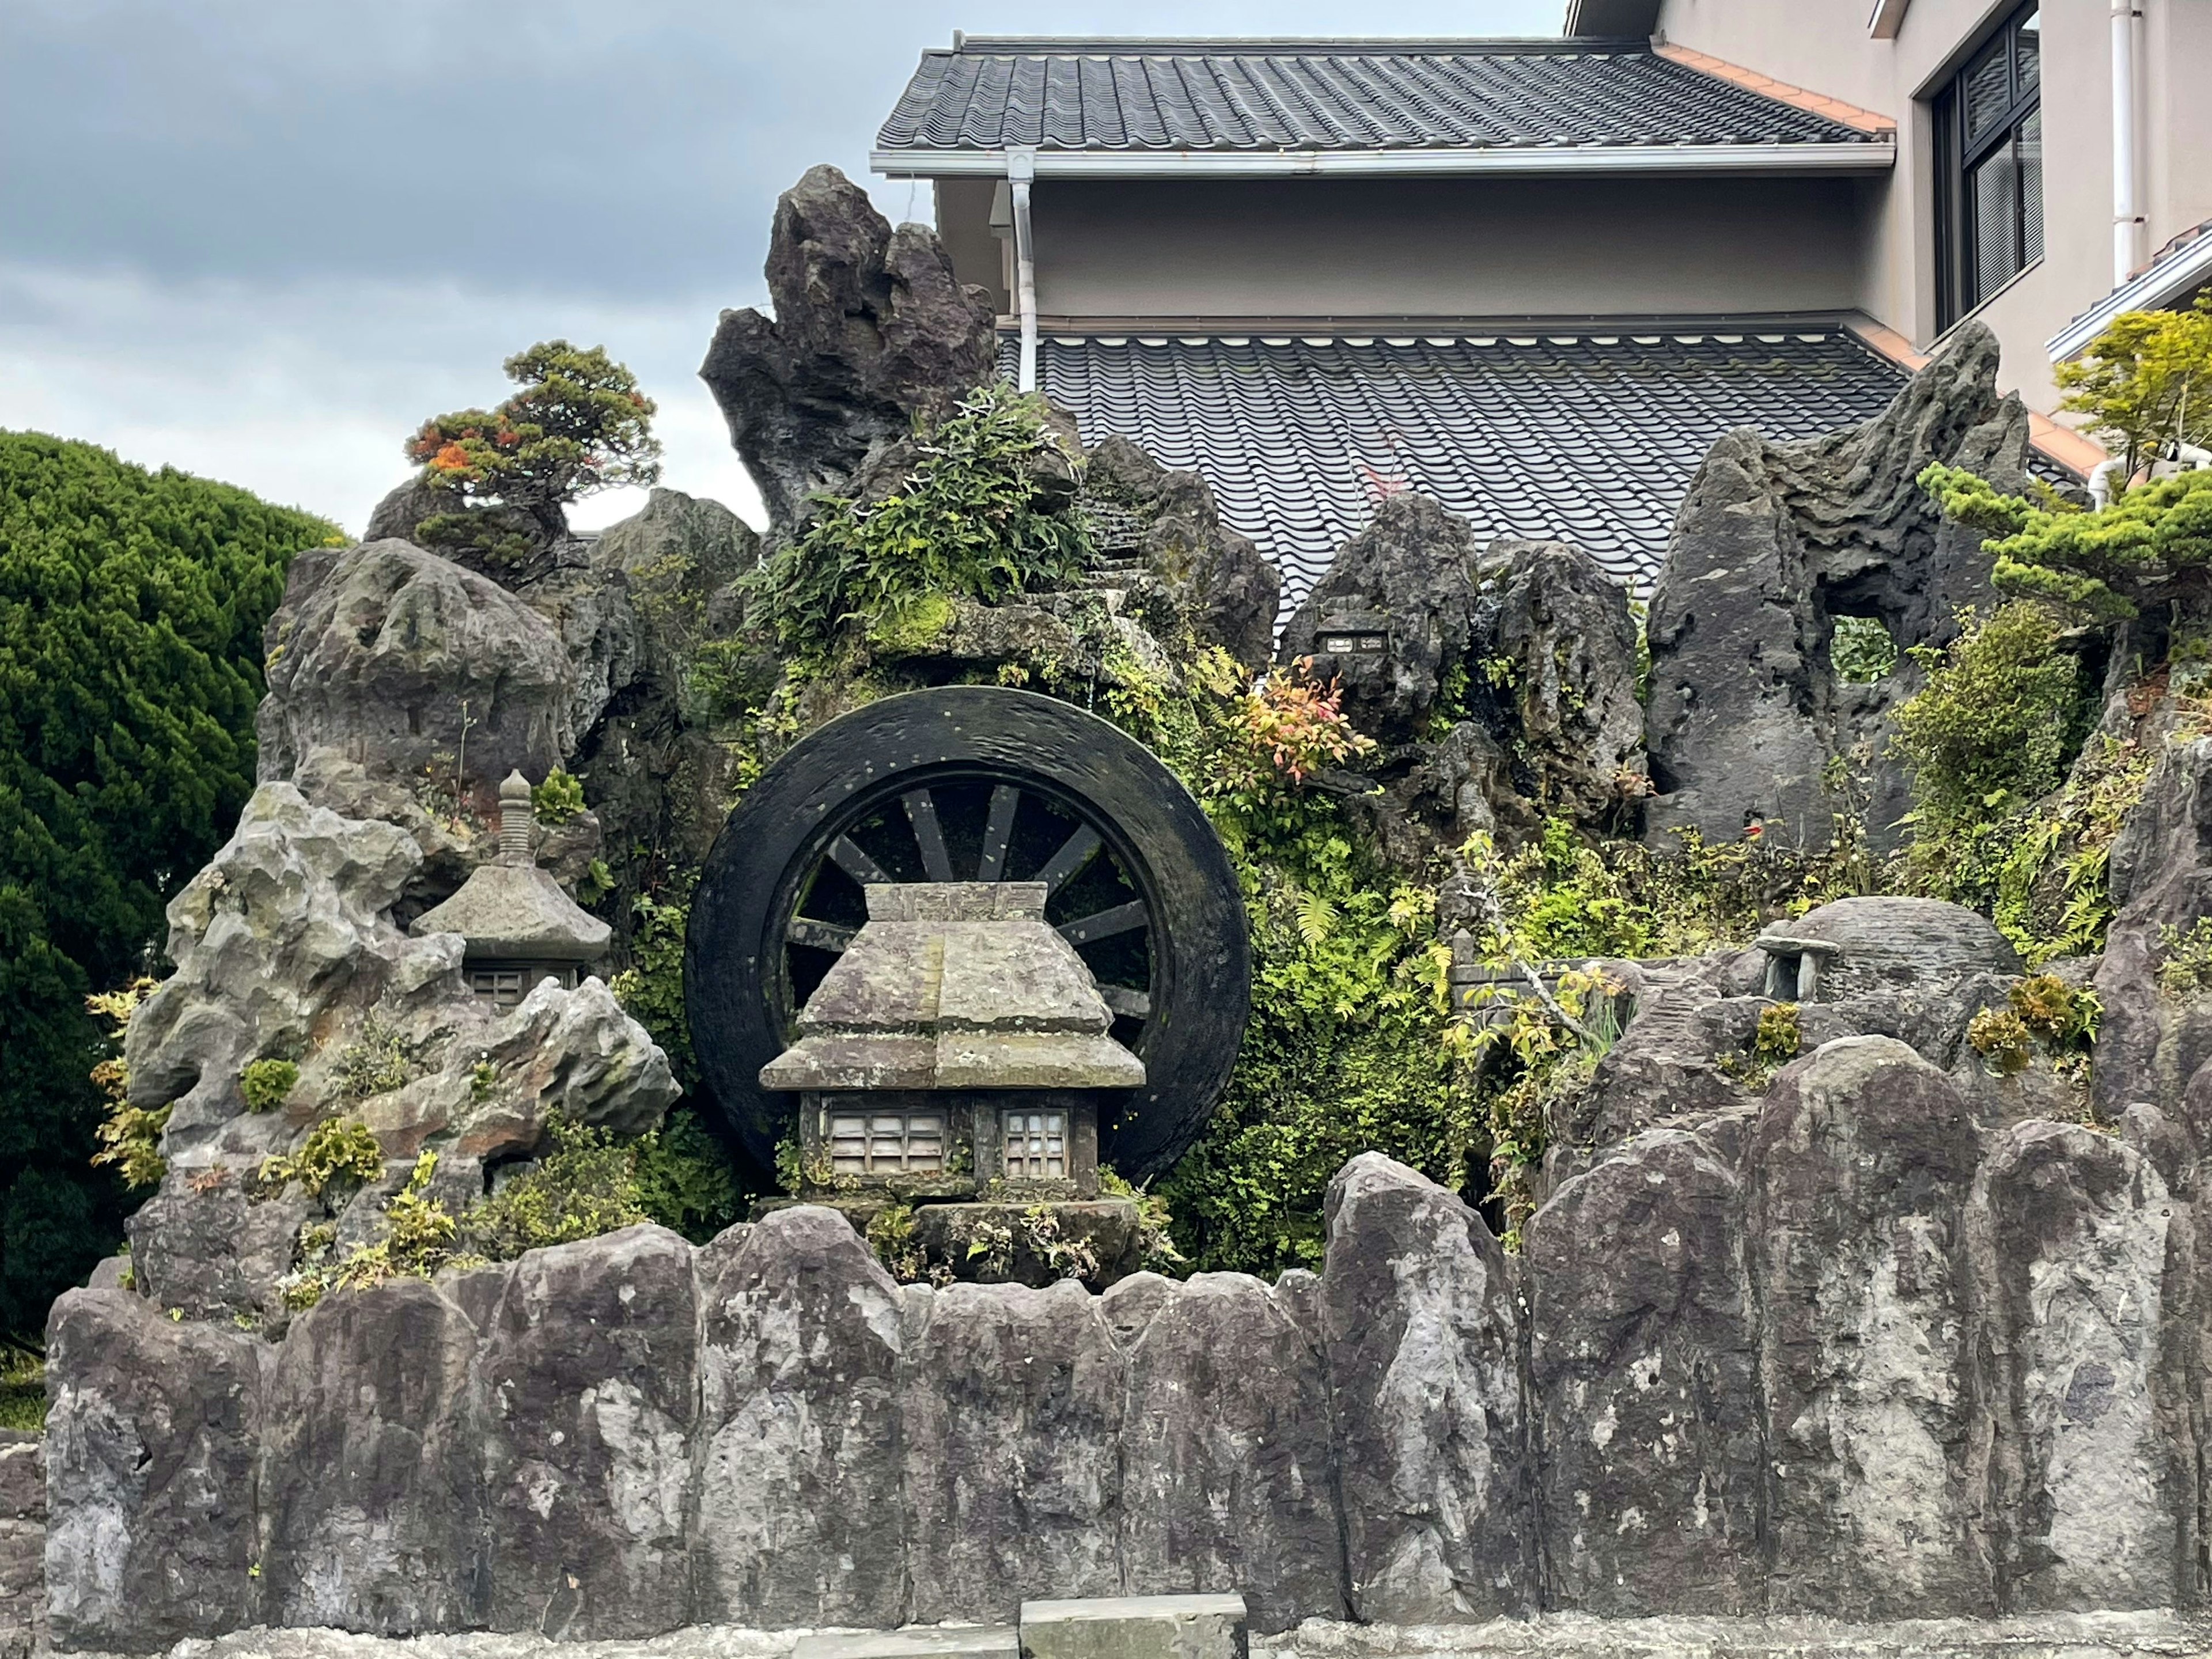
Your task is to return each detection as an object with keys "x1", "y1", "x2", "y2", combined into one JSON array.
[
  {"x1": 2112, "y1": 0, "x2": 2143, "y2": 286},
  {"x1": 1008, "y1": 148, "x2": 1038, "y2": 393}
]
